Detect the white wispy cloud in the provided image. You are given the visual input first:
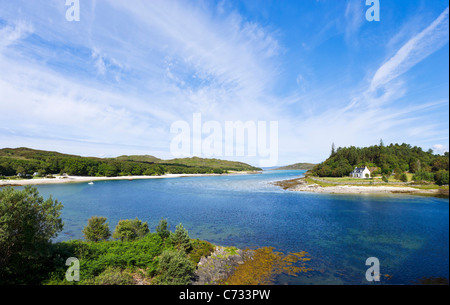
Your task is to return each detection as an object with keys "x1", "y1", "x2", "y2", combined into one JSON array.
[
  {"x1": 370, "y1": 7, "x2": 449, "y2": 92},
  {"x1": 0, "y1": 0, "x2": 285, "y2": 160},
  {"x1": 279, "y1": 7, "x2": 449, "y2": 163},
  {"x1": 0, "y1": 20, "x2": 33, "y2": 50},
  {"x1": 0, "y1": 1, "x2": 448, "y2": 164}
]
